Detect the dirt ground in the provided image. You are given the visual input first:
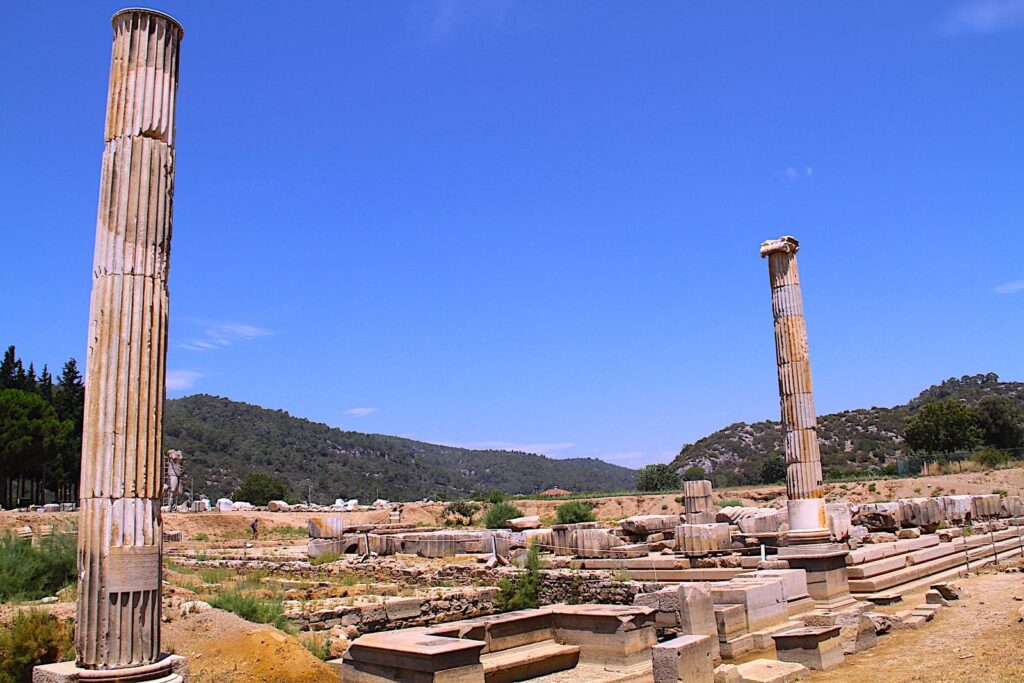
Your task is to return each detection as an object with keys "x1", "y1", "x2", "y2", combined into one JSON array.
[
  {"x1": 163, "y1": 609, "x2": 338, "y2": 683},
  {"x1": 810, "y1": 568, "x2": 1024, "y2": 683}
]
